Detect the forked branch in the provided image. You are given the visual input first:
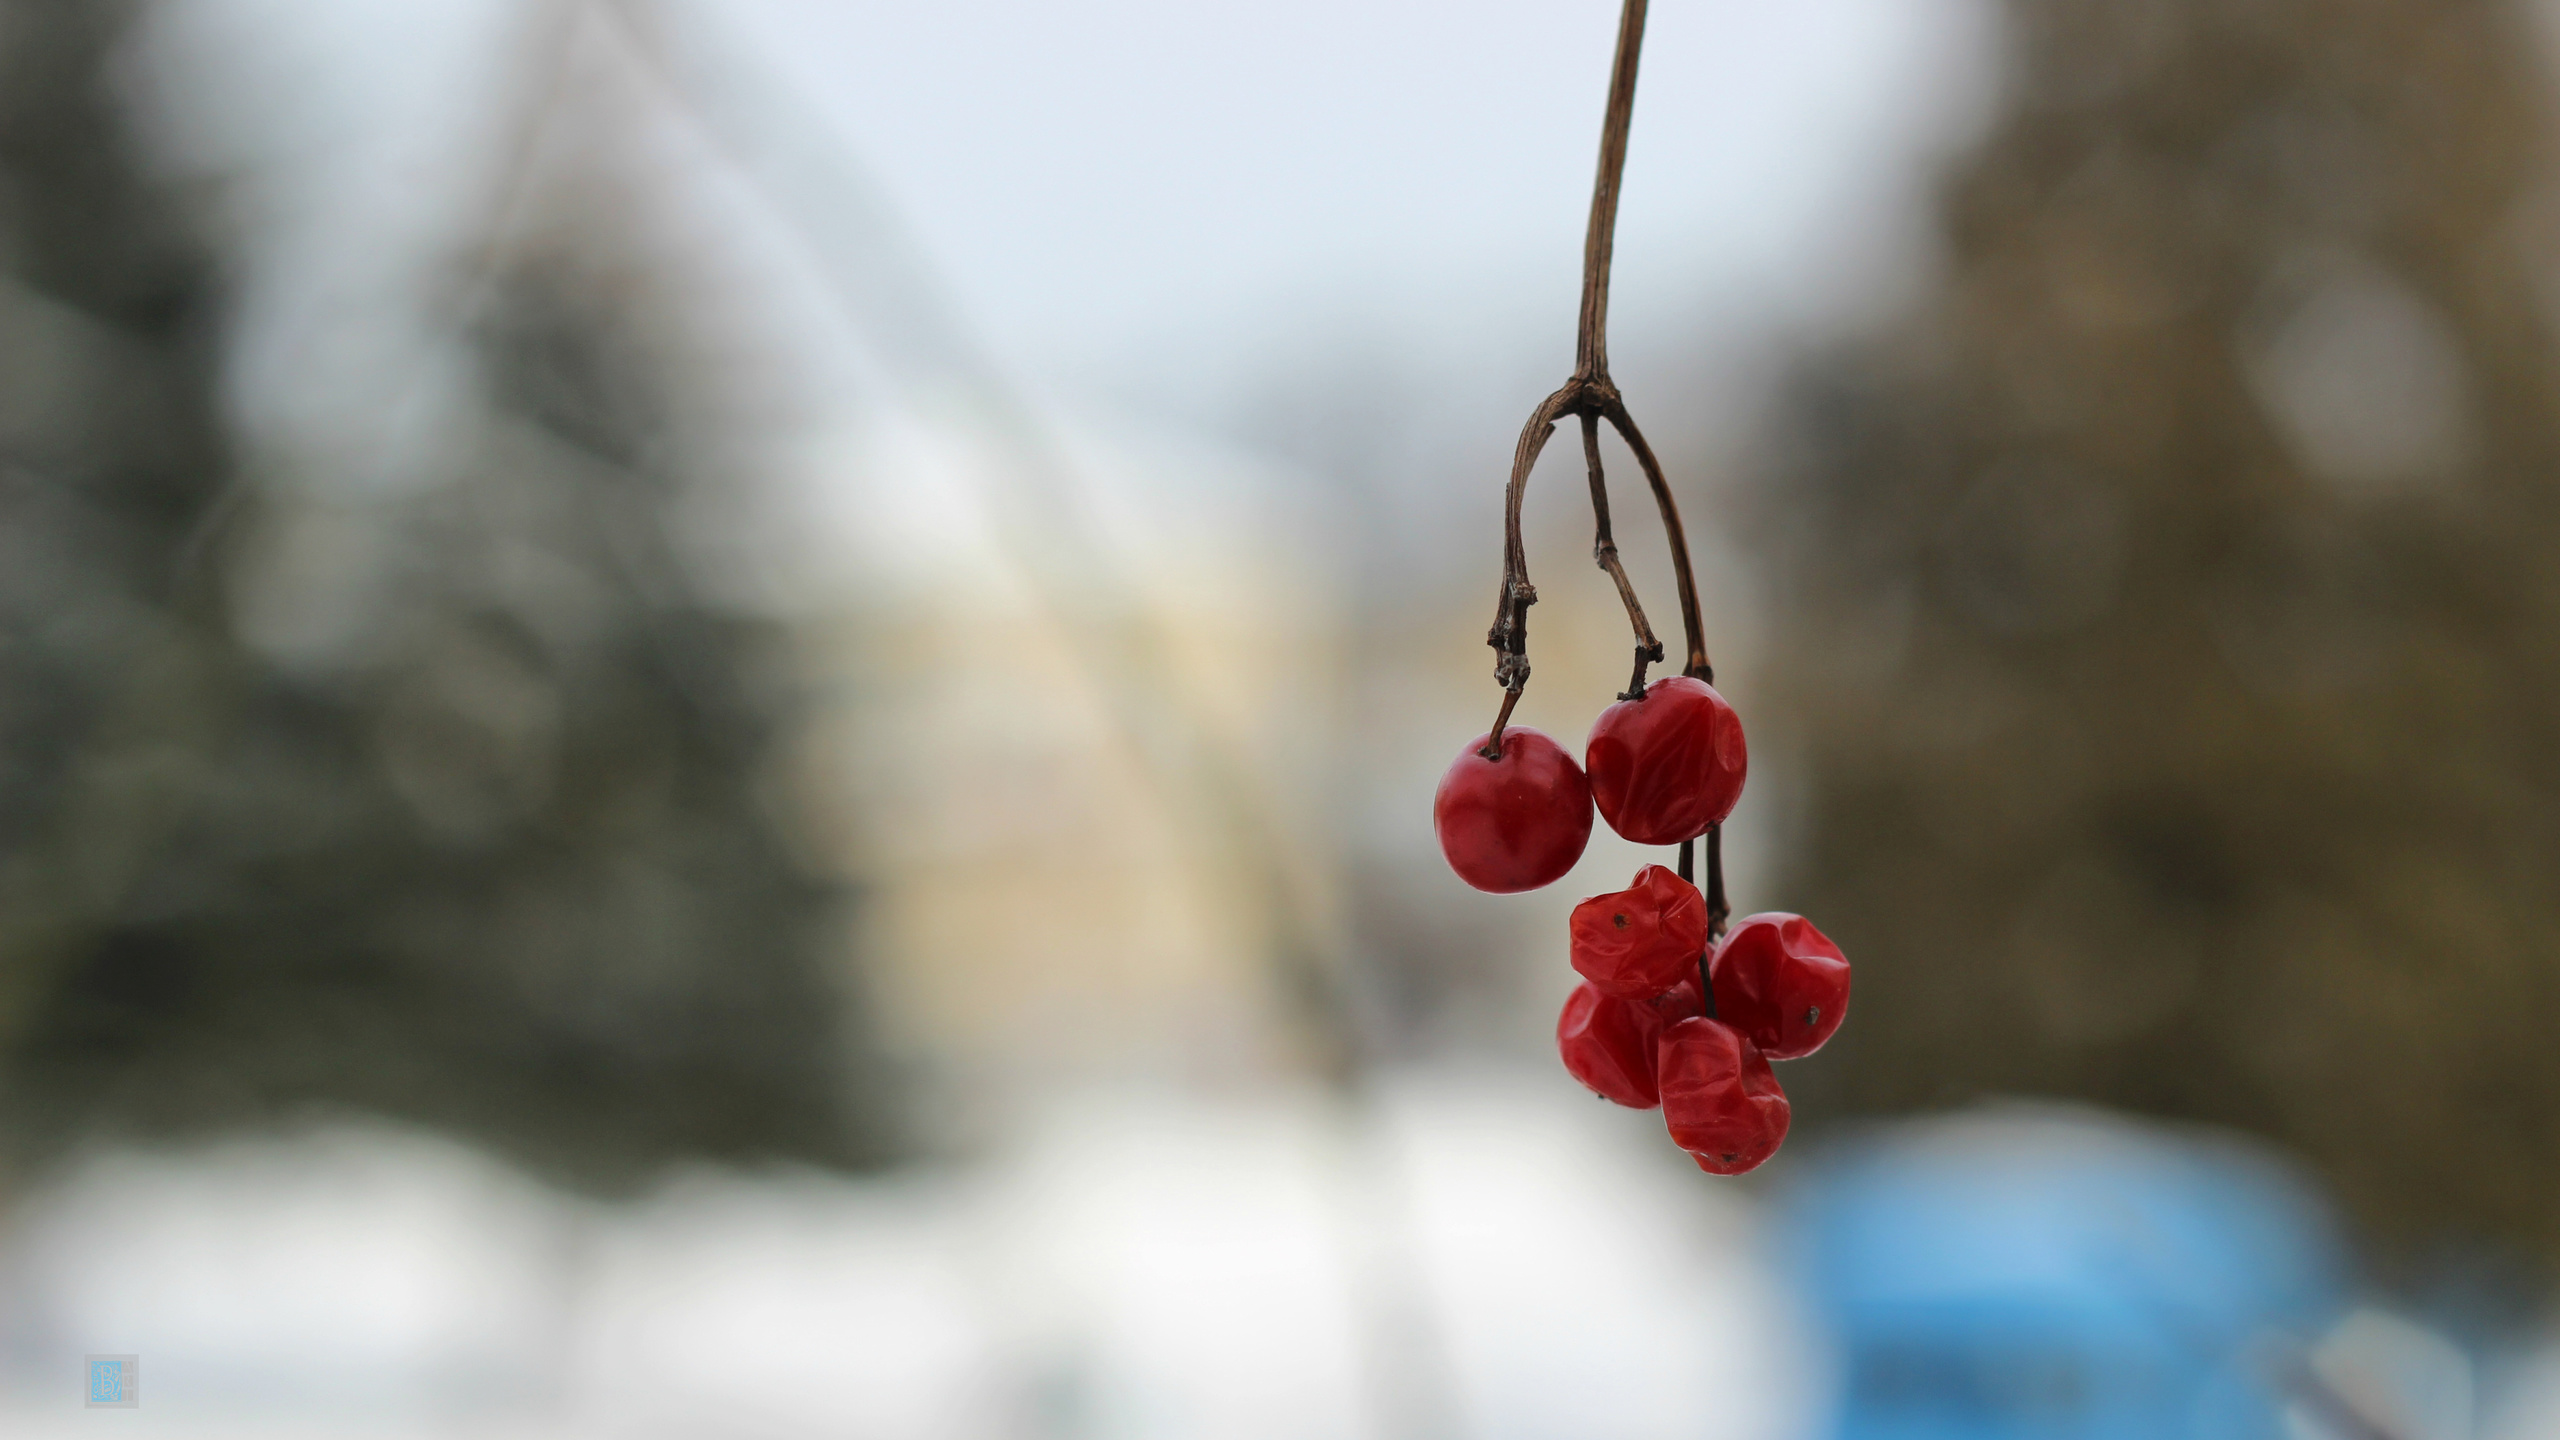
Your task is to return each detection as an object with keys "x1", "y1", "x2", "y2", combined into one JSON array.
[{"x1": 1482, "y1": 0, "x2": 1710, "y2": 757}]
